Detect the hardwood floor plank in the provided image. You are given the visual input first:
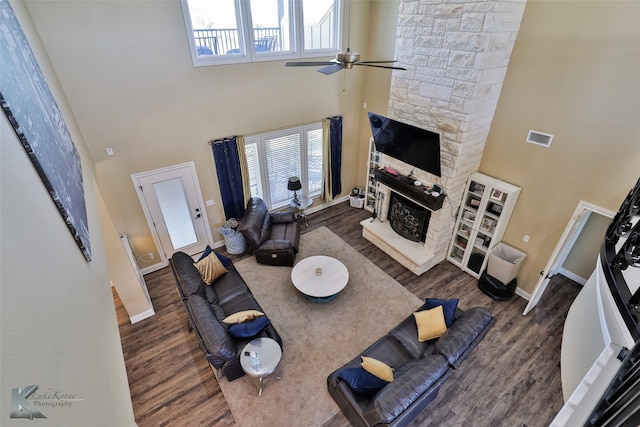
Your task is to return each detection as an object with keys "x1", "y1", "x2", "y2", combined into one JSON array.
[{"x1": 114, "y1": 201, "x2": 579, "y2": 426}]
